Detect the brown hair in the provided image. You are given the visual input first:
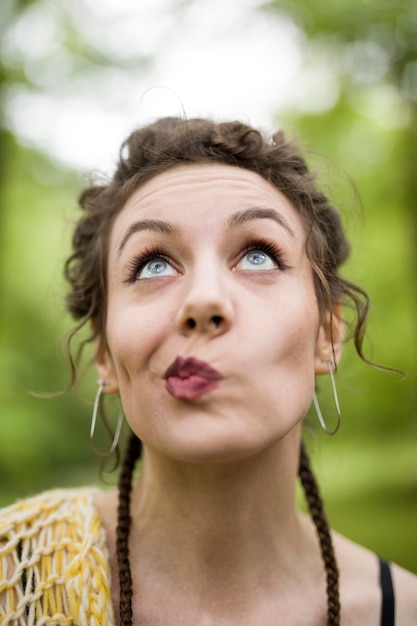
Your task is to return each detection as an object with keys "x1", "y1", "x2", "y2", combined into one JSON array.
[
  {"x1": 65, "y1": 117, "x2": 370, "y2": 625},
  {"x1": 65, "y1": 116, "x2": 368, "y2": 355}
]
